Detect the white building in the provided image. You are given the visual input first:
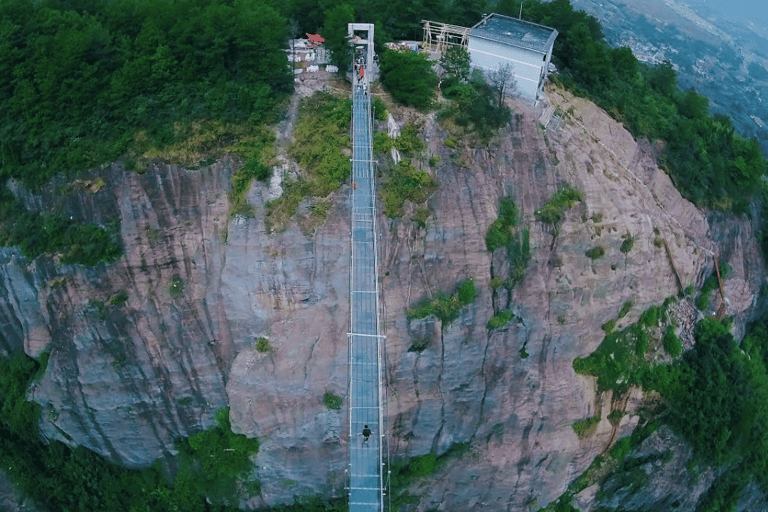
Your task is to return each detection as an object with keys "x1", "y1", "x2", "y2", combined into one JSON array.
[{"x1": 468, "y1": 13, "x2": 558, "y2": 103}]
